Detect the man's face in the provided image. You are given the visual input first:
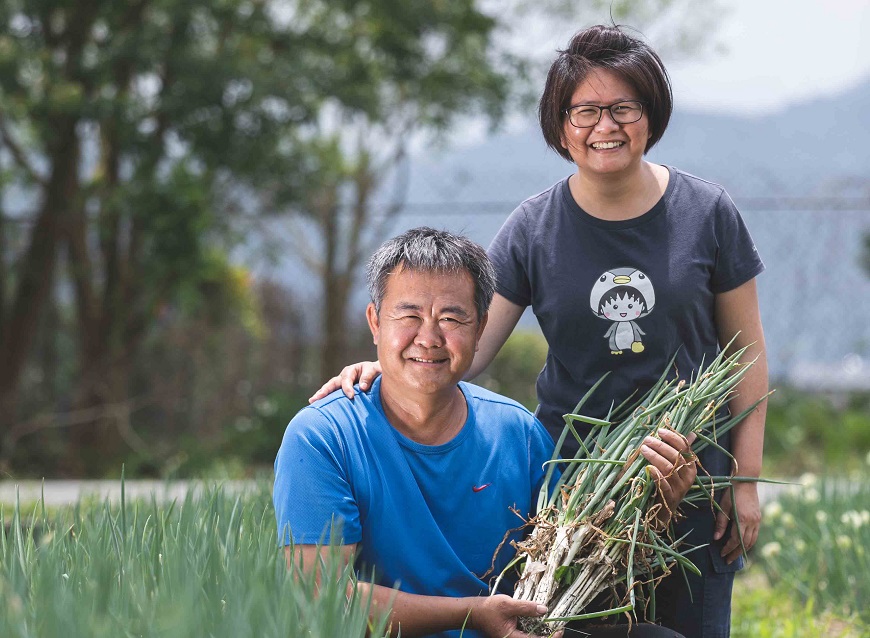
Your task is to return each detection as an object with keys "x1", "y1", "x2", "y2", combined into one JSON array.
[{"x1": 367, "y1": 265, "x2": 487, "y2": 397}]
